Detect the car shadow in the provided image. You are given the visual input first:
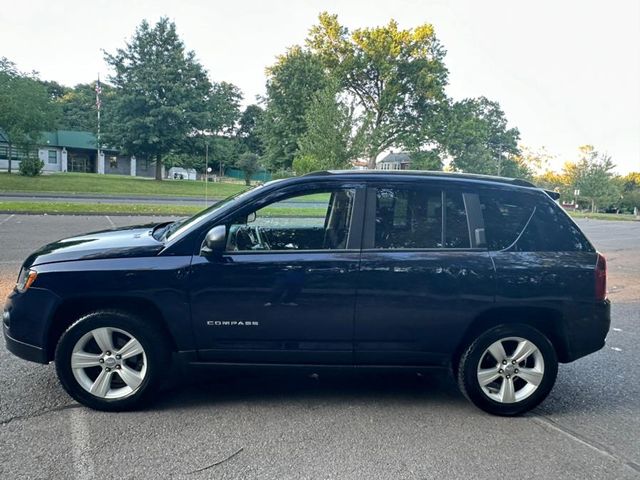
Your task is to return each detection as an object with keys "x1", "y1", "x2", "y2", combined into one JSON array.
[{"x1": 153, "y1": 367, "x2": 468, "y2": 412}]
